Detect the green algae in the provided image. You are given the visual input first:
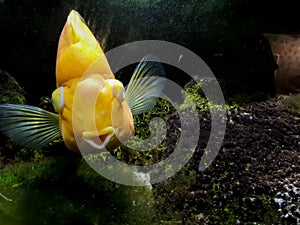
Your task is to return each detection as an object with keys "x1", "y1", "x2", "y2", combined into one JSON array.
[
  {"x1": 0, "y1": 157, "x2": 155, "y2": 225},
  {"x1": 0, "y1": 70, "x2": 26, "y2": 105},
  {"x1": 278, "y1": 93, "x2": 300, "y2": 115}
]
